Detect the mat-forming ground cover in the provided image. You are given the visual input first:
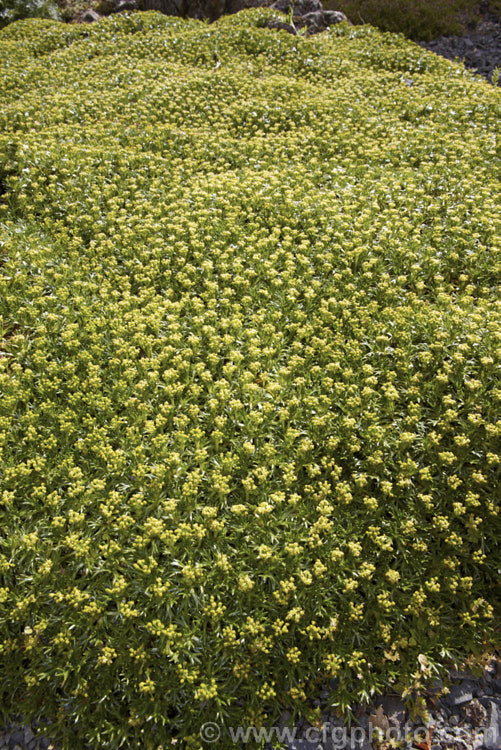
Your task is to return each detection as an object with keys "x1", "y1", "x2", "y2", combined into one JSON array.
[{"x1": 0, "y1": 9, "x2": 499, "y2": 749}]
